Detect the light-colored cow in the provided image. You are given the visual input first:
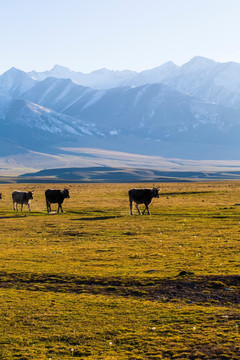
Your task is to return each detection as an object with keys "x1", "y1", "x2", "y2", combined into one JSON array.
[{"x1": 12, "y1": 191, "x2": 34, "y2": 211}]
